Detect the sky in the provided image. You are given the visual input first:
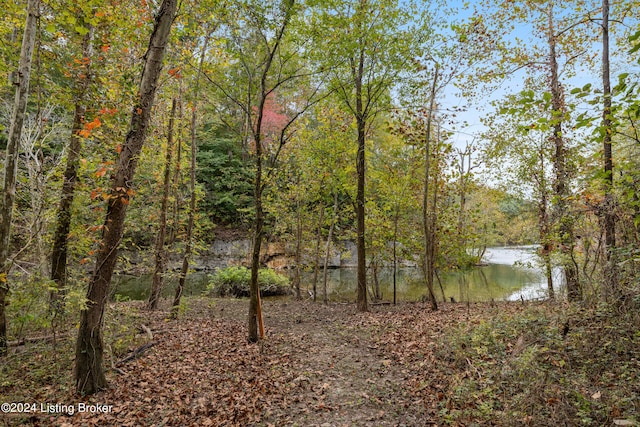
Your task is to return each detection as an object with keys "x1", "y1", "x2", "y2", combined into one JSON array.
[{"x1": 433, "y1": 0, "x2": 640, "y2": 152}]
